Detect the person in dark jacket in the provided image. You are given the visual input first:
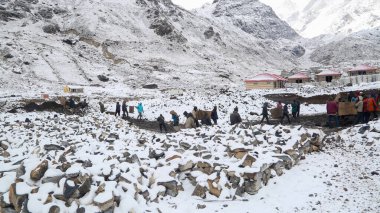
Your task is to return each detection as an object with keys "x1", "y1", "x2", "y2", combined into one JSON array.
[
  {"x1": 211, "y1": 106, "x2": 218, "y2": 125},
  {"x1": 115, "y1": 102, "x2": 121, "y2": 116},
  {"x1": 157, "y1": 114, "x2": 168, "y2": 133},
  {"x1": 69, "y1": 97, "x2": 75, "y2": 109},
  {"x1": 230, "y1": 107, "x2": 242, "y2": 125},
  {"x1": 260, "y1": 102, "x2": 270, "y2": 124},
  {"x1": 122, "y1": 100, "x2": 128, "y2": 118},
  {"x1": 280, "y1": 103, "x2": 291, "y2": 124},
  {"x1": 291, "y1": 100, "x2": 298, "y2": 119},
  {"x1": 296, "y1": 100, "x2": 301, "y2": 117},
  {"x1": 99, "y1": 102, "x2": 105, "y2": 113}
]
